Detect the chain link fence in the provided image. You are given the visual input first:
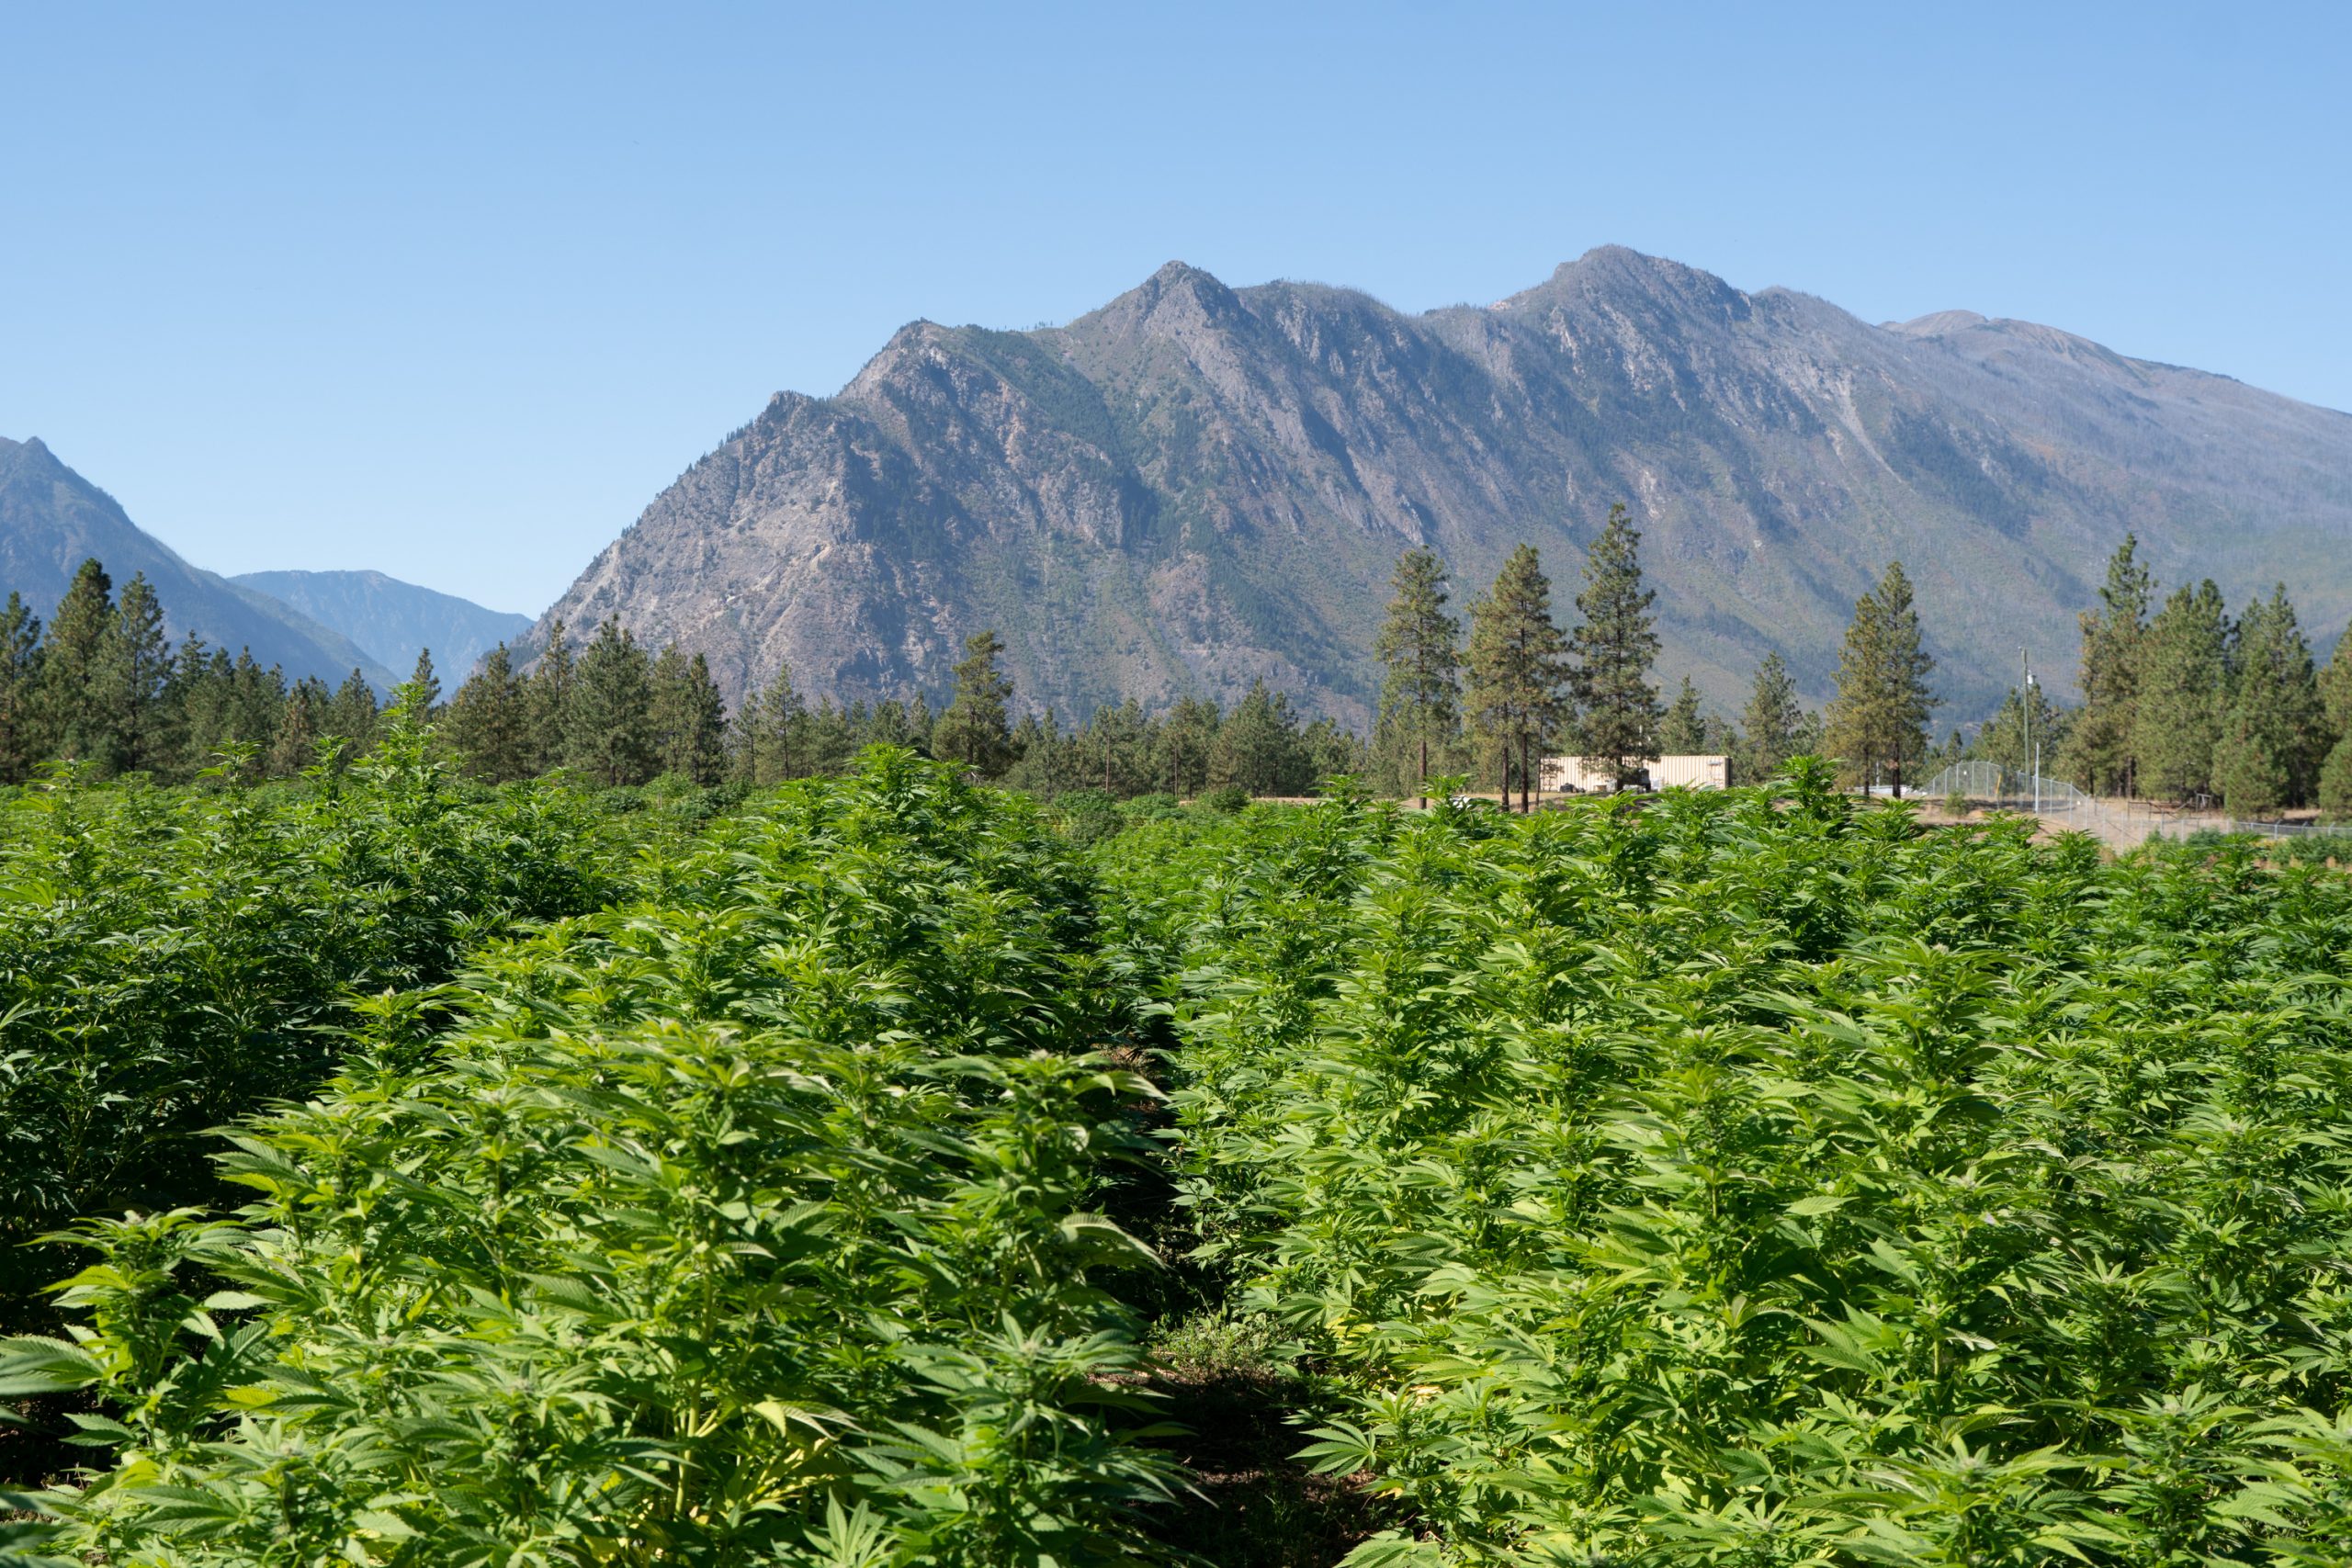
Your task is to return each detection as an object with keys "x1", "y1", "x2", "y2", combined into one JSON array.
[{"x1": 1914, "y1": 762, "x2": 2335, "y2": 850}]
